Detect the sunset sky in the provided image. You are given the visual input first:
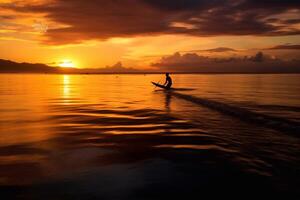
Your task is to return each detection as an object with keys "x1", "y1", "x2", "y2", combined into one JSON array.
[{"x1": 0, "y1": 0, "x2": 300, "y2": 71}]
